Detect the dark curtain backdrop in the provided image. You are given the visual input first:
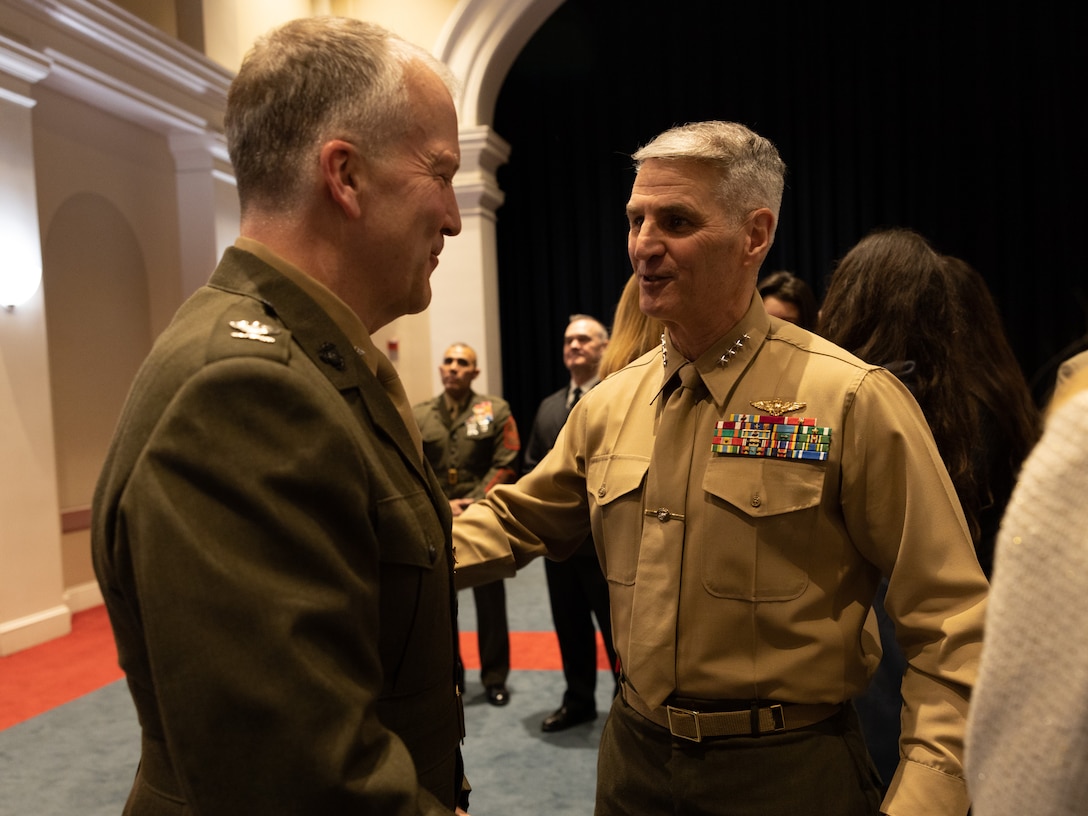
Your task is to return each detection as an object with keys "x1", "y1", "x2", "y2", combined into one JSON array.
[{"x1": 490, "y1": 0, "x2": 1086, "y2": 428}]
